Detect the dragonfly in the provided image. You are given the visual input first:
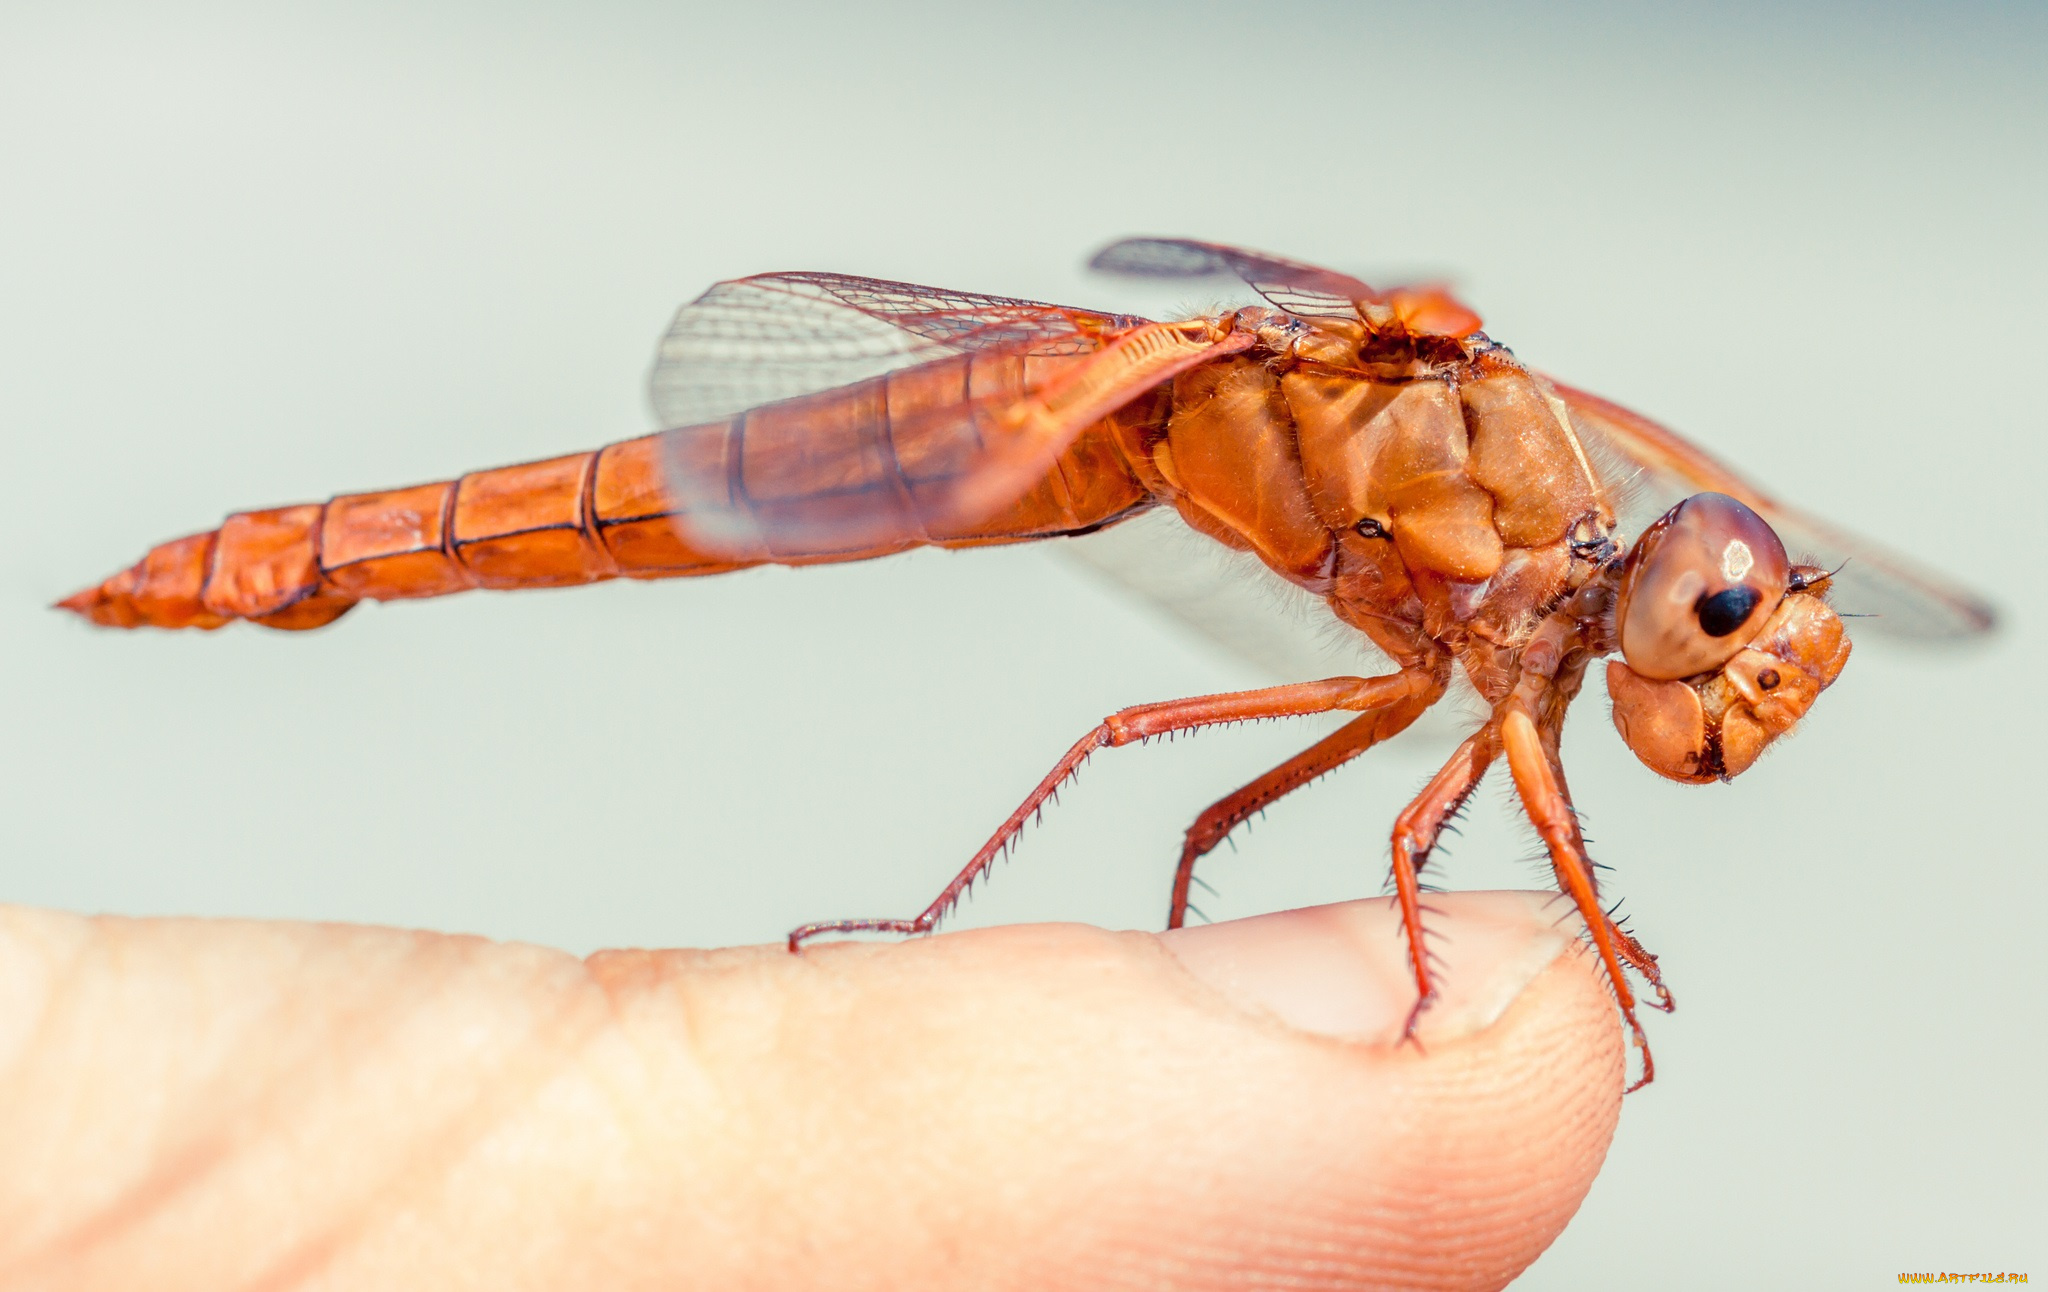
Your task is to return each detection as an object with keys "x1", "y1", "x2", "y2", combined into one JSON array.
[{"x1": 60, "y1": 238, "x2": 1995, "y2": 1088}]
